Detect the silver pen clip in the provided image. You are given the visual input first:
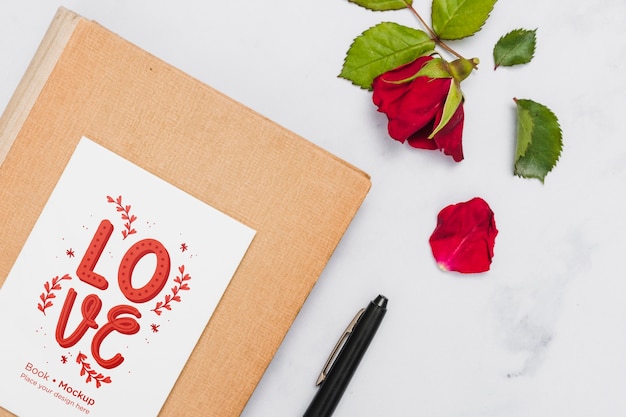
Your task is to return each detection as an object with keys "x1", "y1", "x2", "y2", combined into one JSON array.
[{"x1": 315, "y1": 308, "x2": 365, "y2": 386}]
